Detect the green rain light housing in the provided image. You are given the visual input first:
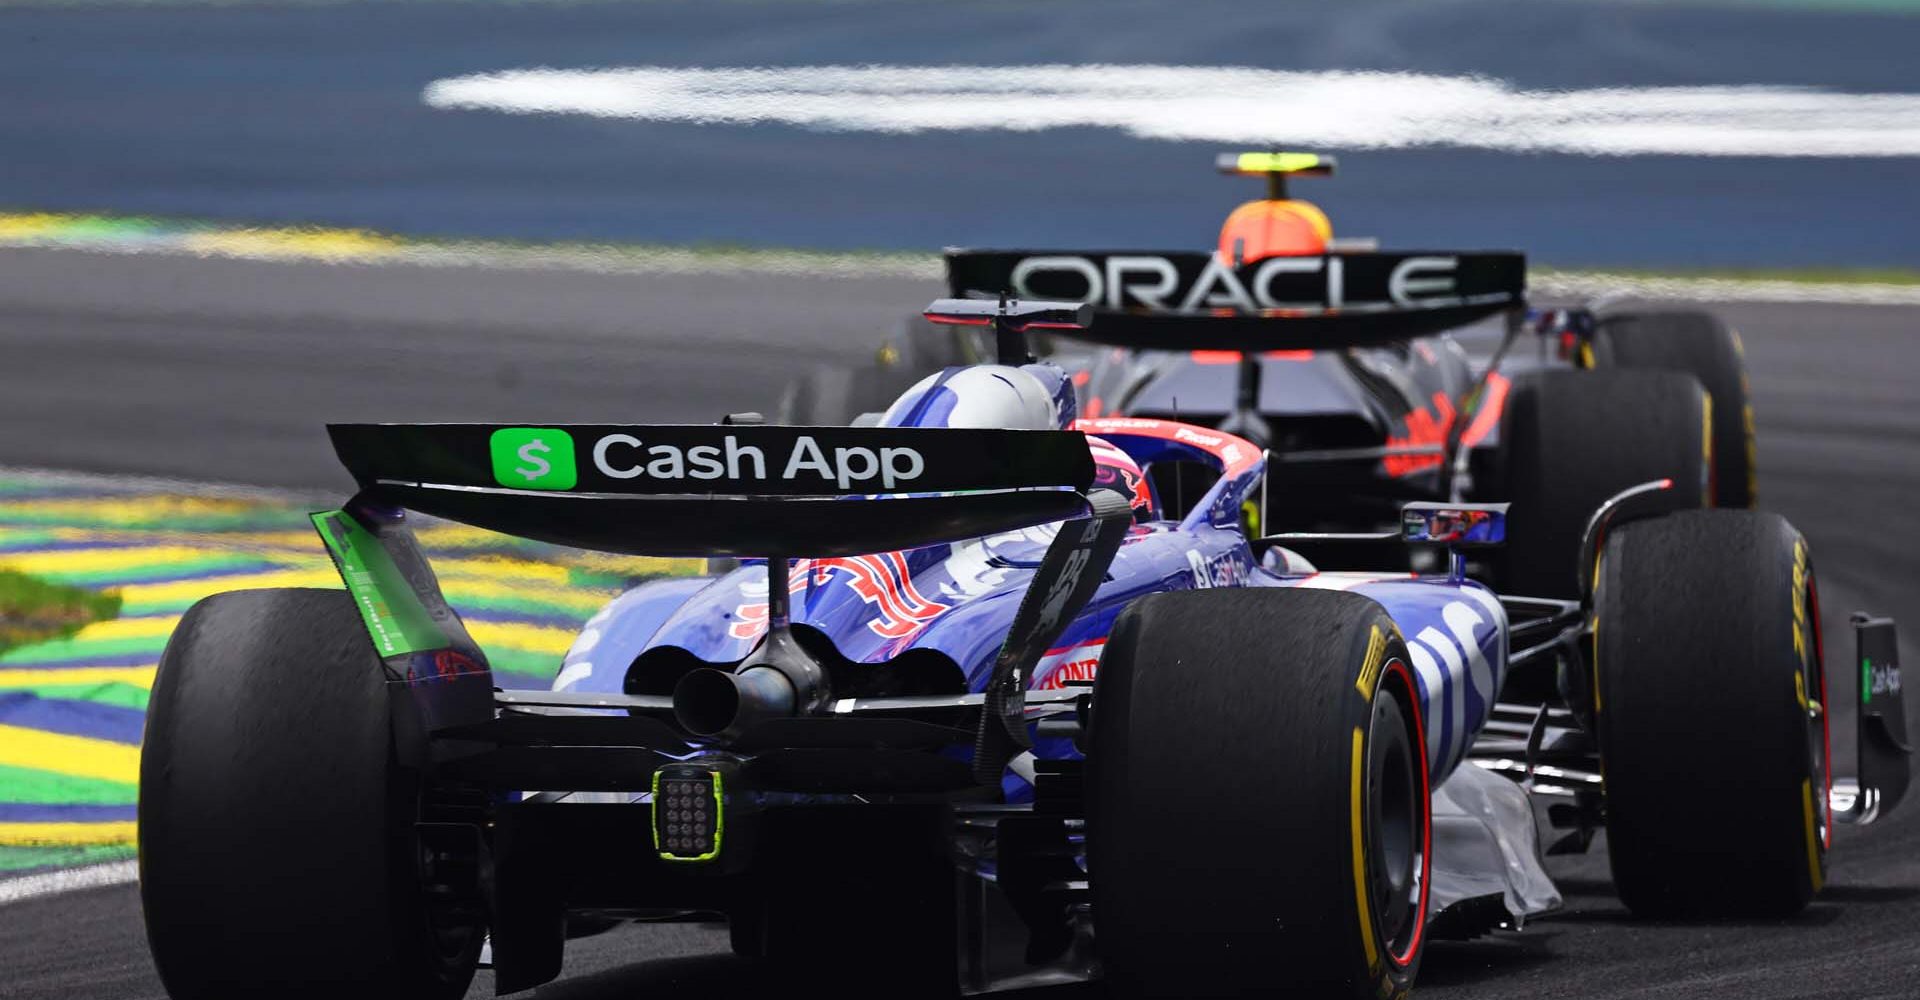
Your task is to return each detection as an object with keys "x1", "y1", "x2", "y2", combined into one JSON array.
[{"x1": 652, "y1": 765, "x2": 725, "y2": 862}]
